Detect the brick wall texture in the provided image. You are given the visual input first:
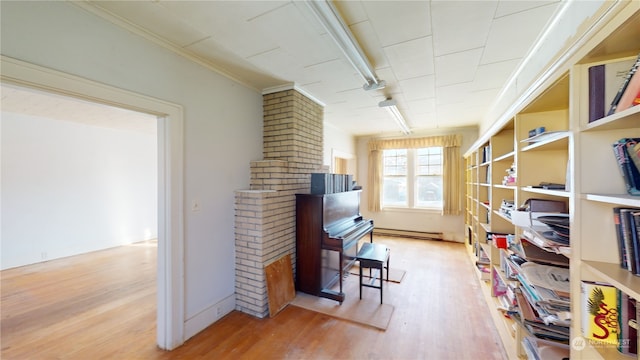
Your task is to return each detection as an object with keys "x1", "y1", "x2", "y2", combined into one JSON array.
[{"x1": 234, "y1": 89, "x2": 327, "y2": 318}]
